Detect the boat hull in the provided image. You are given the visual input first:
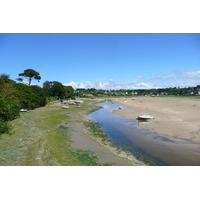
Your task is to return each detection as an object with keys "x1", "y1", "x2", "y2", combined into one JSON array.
[{"x1": 137, "y1": 115, "x2": 153, "y2": 119}]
